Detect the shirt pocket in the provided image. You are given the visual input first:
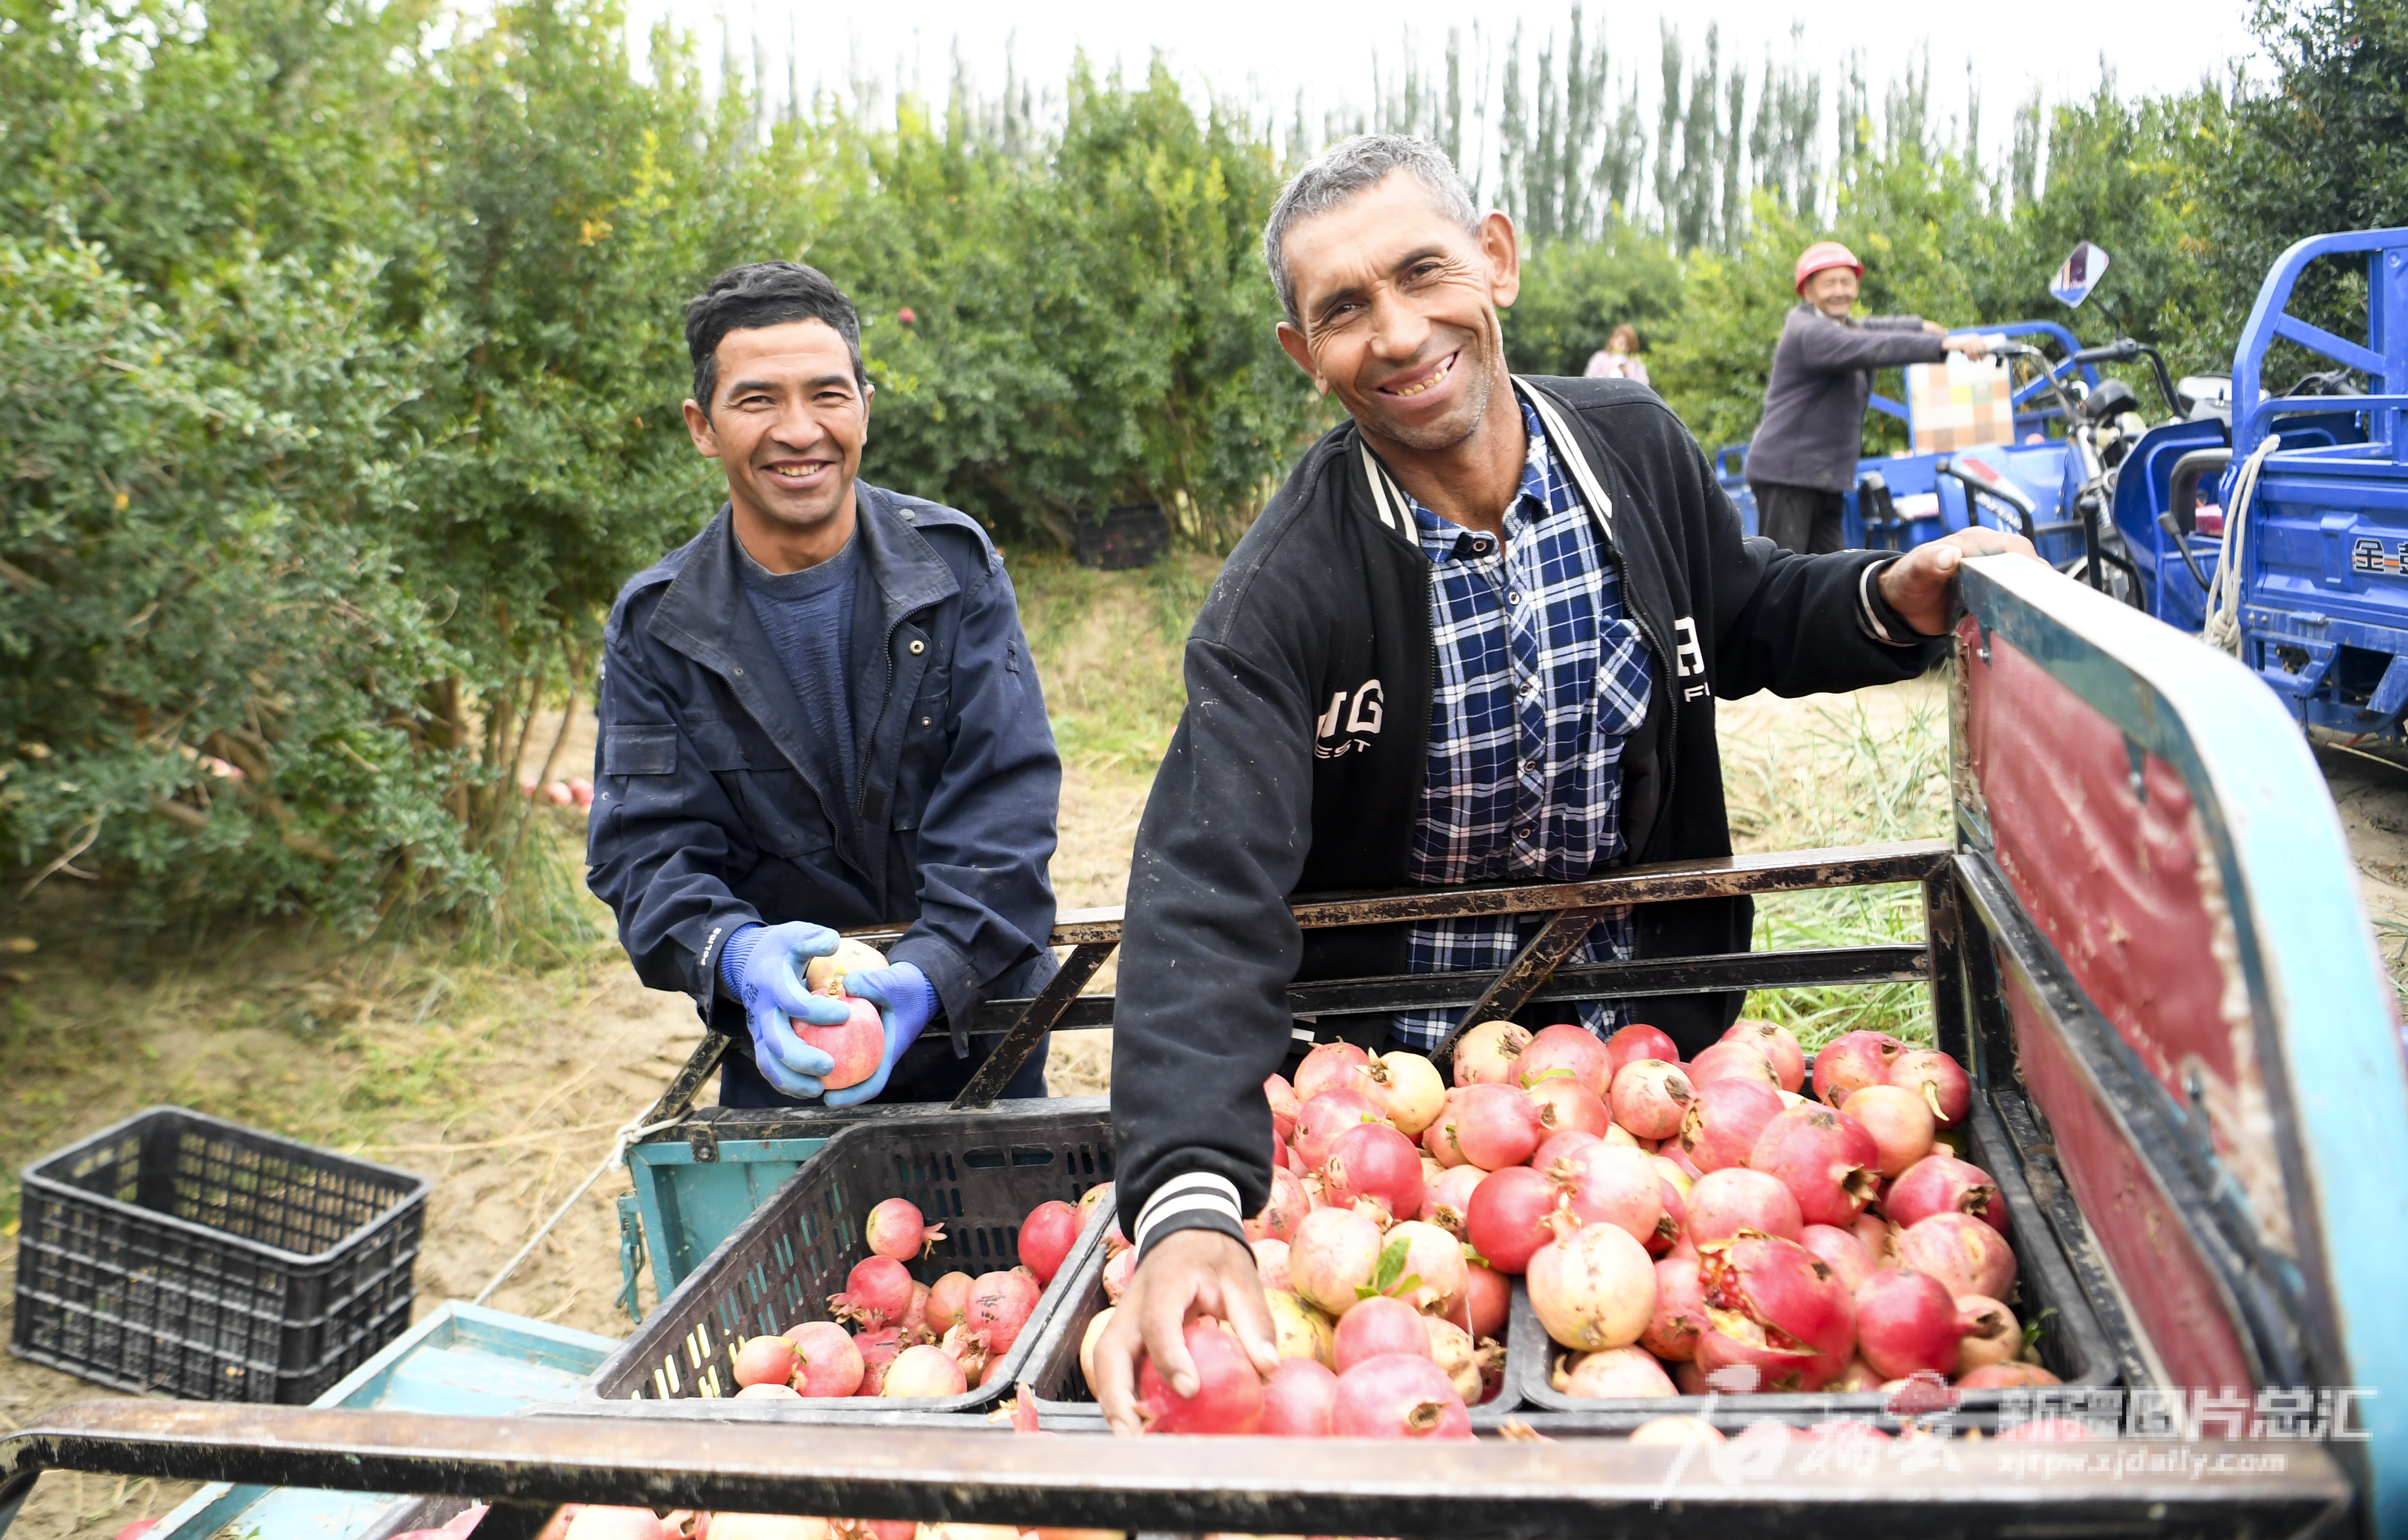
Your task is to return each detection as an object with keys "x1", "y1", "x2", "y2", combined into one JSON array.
[
  {"x1": 887, "y1": 686, "x2": 952, "y2": 832},
  {"x1": 689, "y1": 716, "x2": 838, "y2": 859},
  {"x1": 1591, "y1": 617, "x2": 1654, "y2": 740}
]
